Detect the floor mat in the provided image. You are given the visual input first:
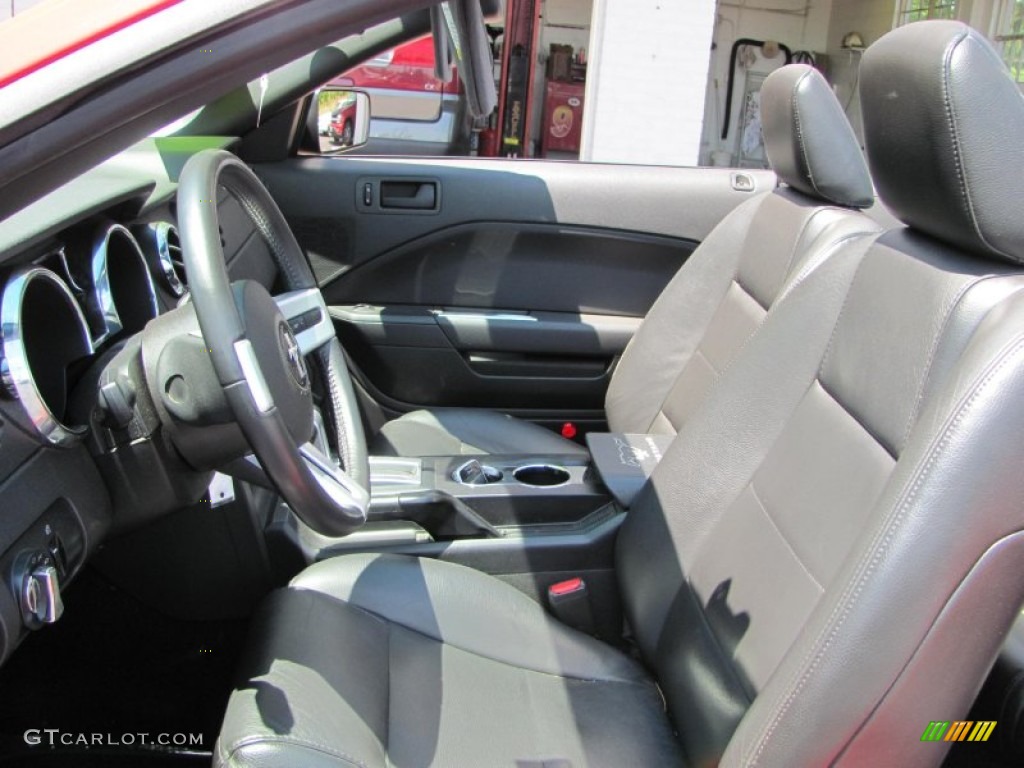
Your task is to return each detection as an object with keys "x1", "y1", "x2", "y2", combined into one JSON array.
[{"x1": 0, "y1": 567, "x2": 245, "y2": 766}]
